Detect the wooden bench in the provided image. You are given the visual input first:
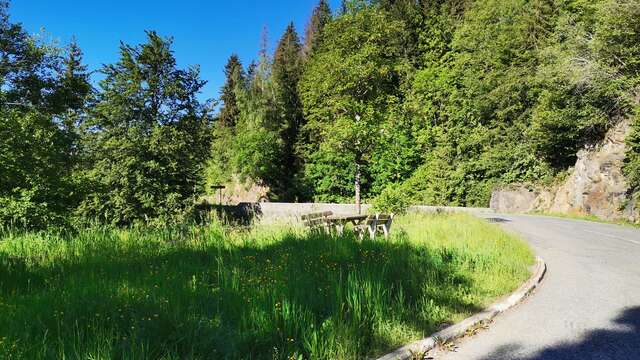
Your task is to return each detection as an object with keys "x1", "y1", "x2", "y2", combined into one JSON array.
[
  {"x1": 354, "y1": 213, "x2": 395, "y2": 240},
  {"x1": 301, "y1": 211, "x2": 333, "y2": 232}
]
